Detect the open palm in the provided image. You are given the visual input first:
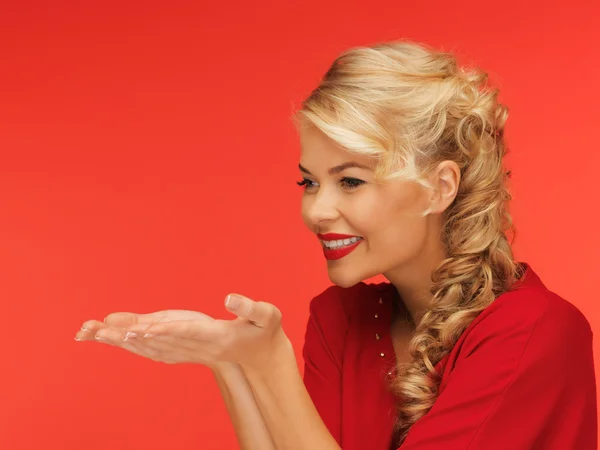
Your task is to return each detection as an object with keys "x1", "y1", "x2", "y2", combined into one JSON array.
[
  {"x1": 76, "y1": 309, "x2": 216, "y2": 364},
  {"x1": 76, "y1": 294, "x2": 291, "y2": 371}
]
